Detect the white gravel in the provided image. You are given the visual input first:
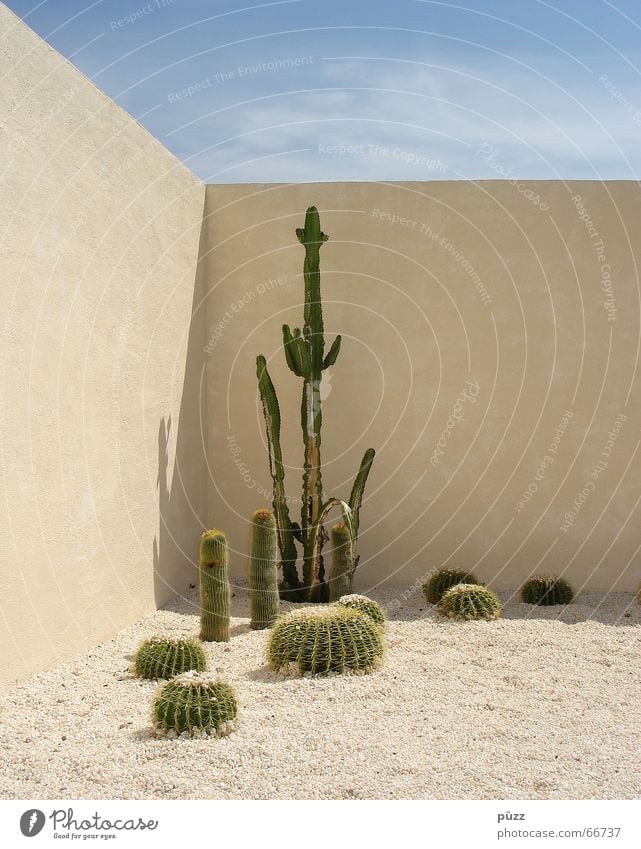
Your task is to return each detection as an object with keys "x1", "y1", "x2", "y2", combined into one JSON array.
[{"x1": 1, "y1": 585, "x2": 639, "y2": 800}]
